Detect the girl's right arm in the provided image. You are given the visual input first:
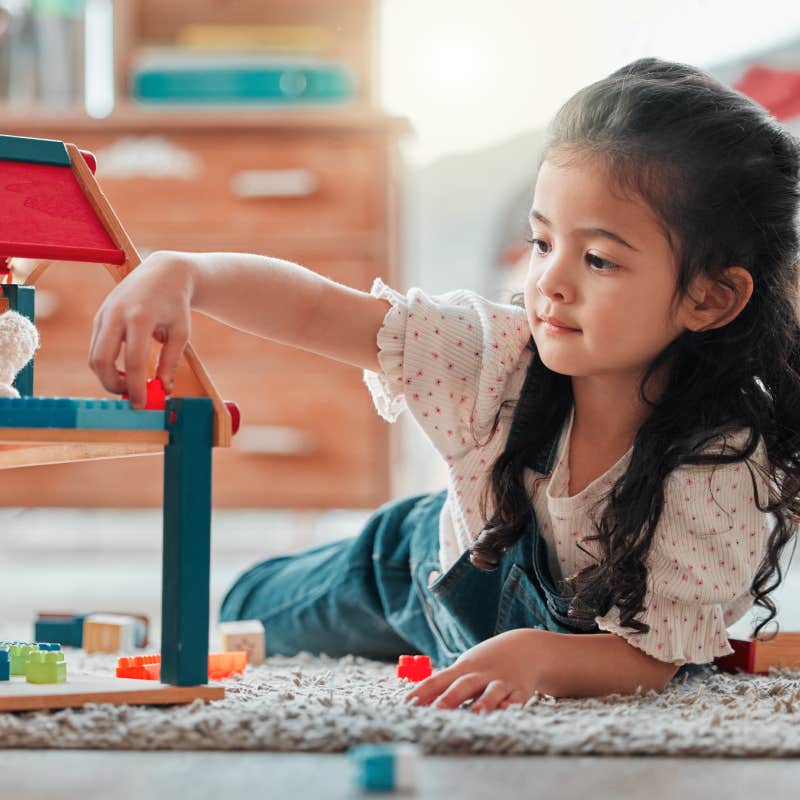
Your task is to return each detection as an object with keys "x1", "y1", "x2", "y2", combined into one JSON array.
[{"x1": 88, "y1": 250, "x2": 391, "y2": 409}]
